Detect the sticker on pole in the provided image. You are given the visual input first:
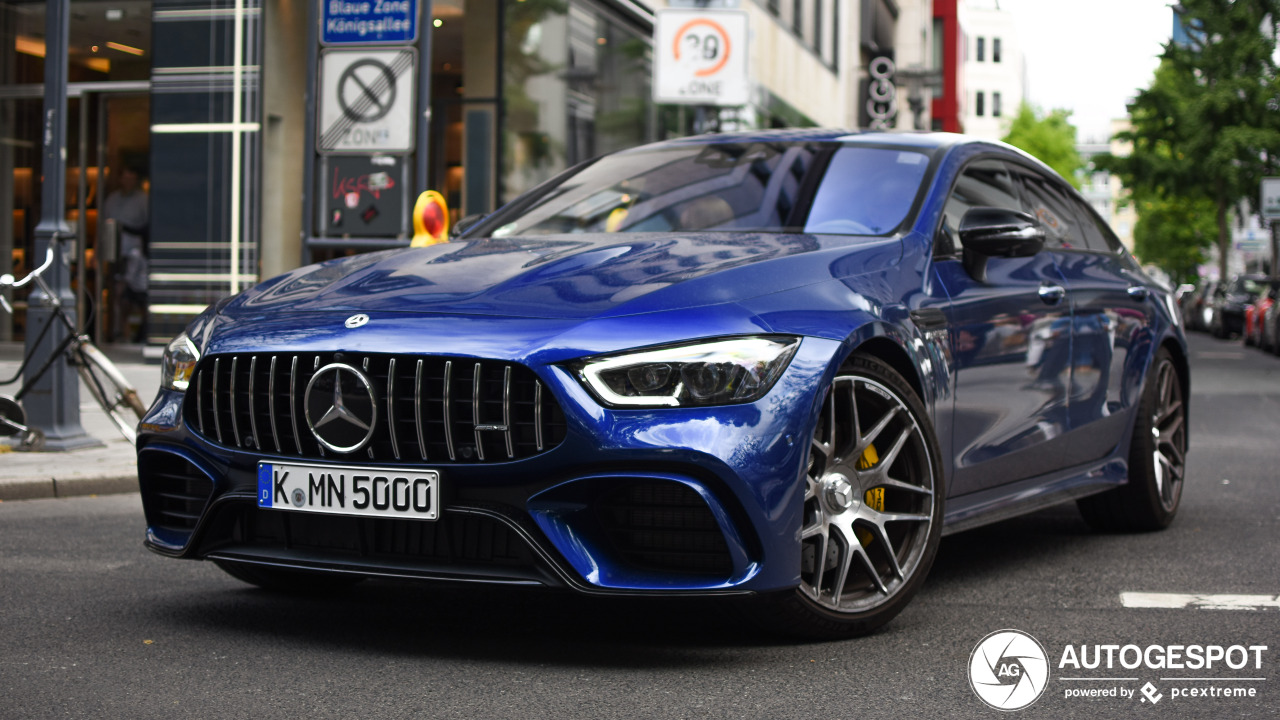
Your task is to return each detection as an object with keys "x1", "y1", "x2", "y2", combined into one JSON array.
[
  {"x1": 654, "y1": 9, "x2": 749, "y2": 106},
  {"x1": 318, "y1": 48, "x2": 416, "y2": 154}
]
